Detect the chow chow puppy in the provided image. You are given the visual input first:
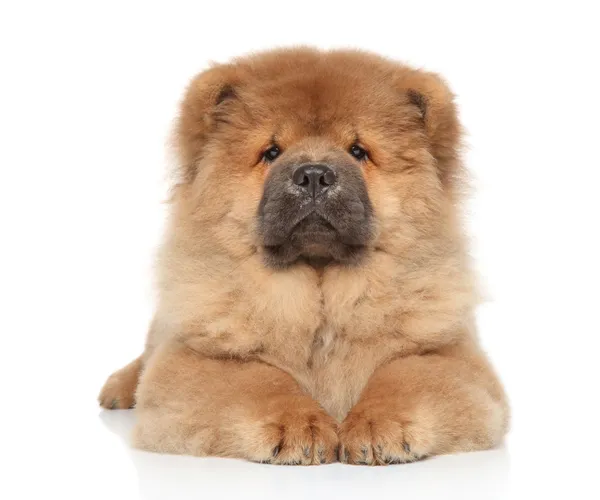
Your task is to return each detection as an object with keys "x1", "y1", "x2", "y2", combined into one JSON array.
[{"x1": 99, "y1": 47, "x2": 509, "y2": 465}]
